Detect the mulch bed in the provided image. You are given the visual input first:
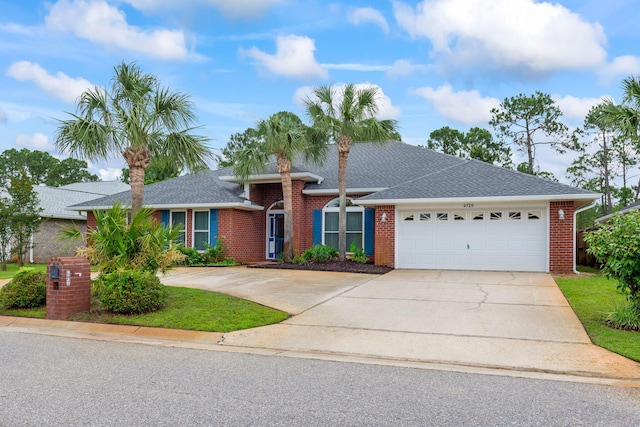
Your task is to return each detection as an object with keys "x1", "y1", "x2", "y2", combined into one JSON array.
[{"x1": 249, "y1": 260, "x2": 393, "y2": 275}]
